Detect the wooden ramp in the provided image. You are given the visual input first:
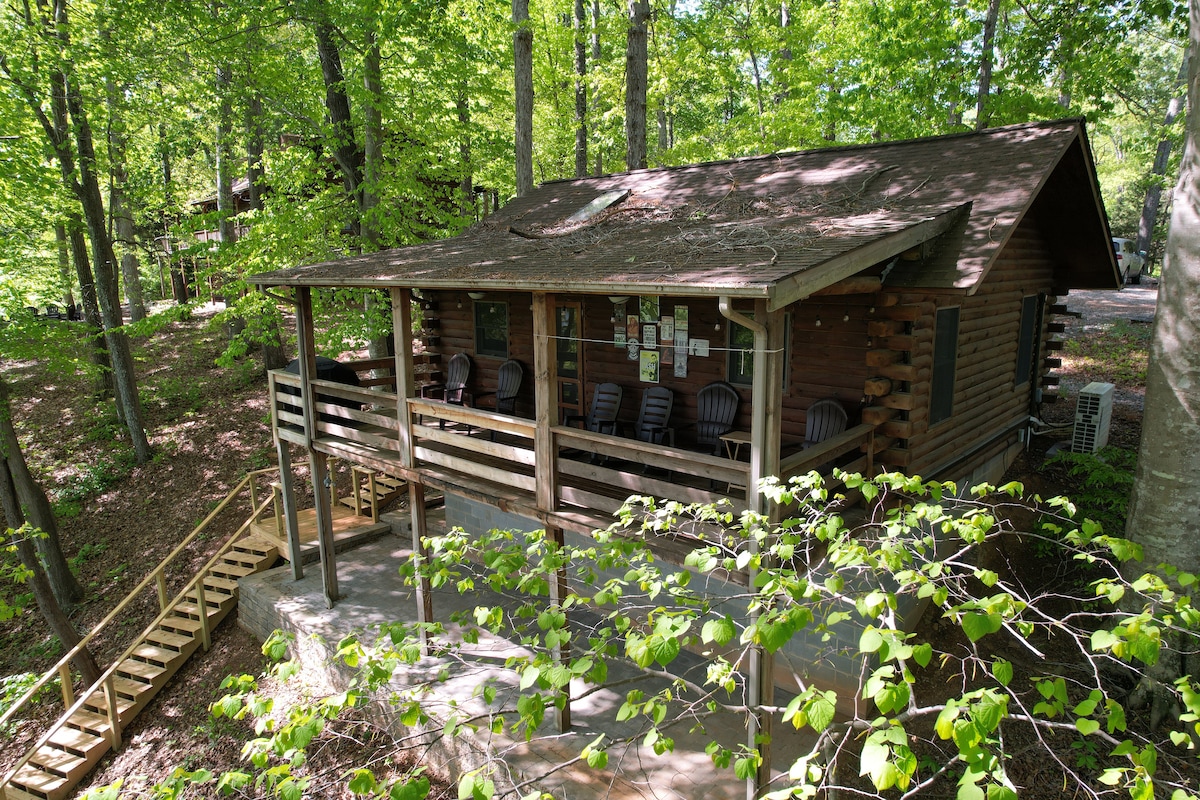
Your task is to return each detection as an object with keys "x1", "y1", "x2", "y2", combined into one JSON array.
[{"x1": 1, "y1": 534, "x2": 278, "y2": 800}]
